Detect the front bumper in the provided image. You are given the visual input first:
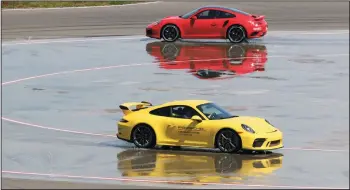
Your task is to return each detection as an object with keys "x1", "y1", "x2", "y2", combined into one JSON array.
[
  {"x1": 241, "y1": 130, "x2": 283, "y2": 151},
  {"x1": 146, "y1": 23, "x2": 161, "y2": 39}
]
